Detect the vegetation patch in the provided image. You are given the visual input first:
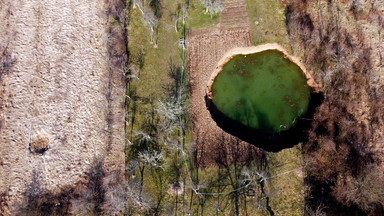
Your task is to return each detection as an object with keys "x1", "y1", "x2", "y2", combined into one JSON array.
[
  {"x1": 245, "y1": 0, "x2": 291, "y2": 50},
  {"x1": 187, "y1": 0, "x2": 220, "y2": 29},
  {"x1": 0, "y1": 42, "x2": 16, "y2": 81},
  {"x1": 0, "y1": 191, "x2": 9, "y2": 215},
  {"x1": 29, "y1": 129, "x2": 51, "y2": 154},
  {"x1": 284, "y1": 0, "x2": 384, "y2": 214}
]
